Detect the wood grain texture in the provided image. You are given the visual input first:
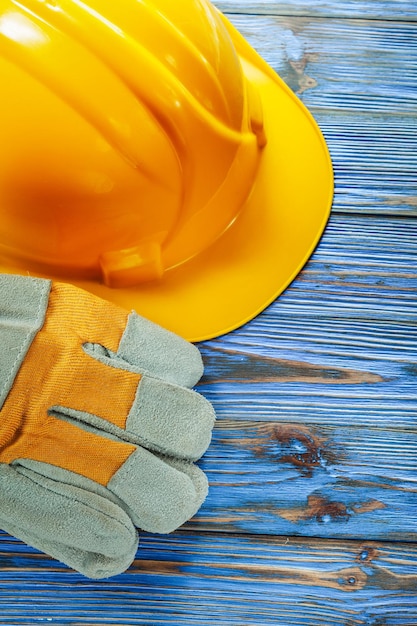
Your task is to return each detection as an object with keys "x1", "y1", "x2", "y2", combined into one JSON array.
[
  {"x1": 214, "y1": 0, "x2": 417, "y2": 20},
  {"x1": 223, "y1": 15, "x2": 417, "y2": 115},
  {"x1": 193, "y1": 420, "x2": 417, "y2": 540},
  {"x1": 317, "y1": 115, "x2": 417, "y2": 216},
  {"x1": 0, "y1": 531, "x2": 416, "y2": 625},
  {"x1": 219, "y1": 13, "x2": 417, "y2": 216},
  {"x1": 189, "y1": 213, "x2": 417, "y2": 541}
]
